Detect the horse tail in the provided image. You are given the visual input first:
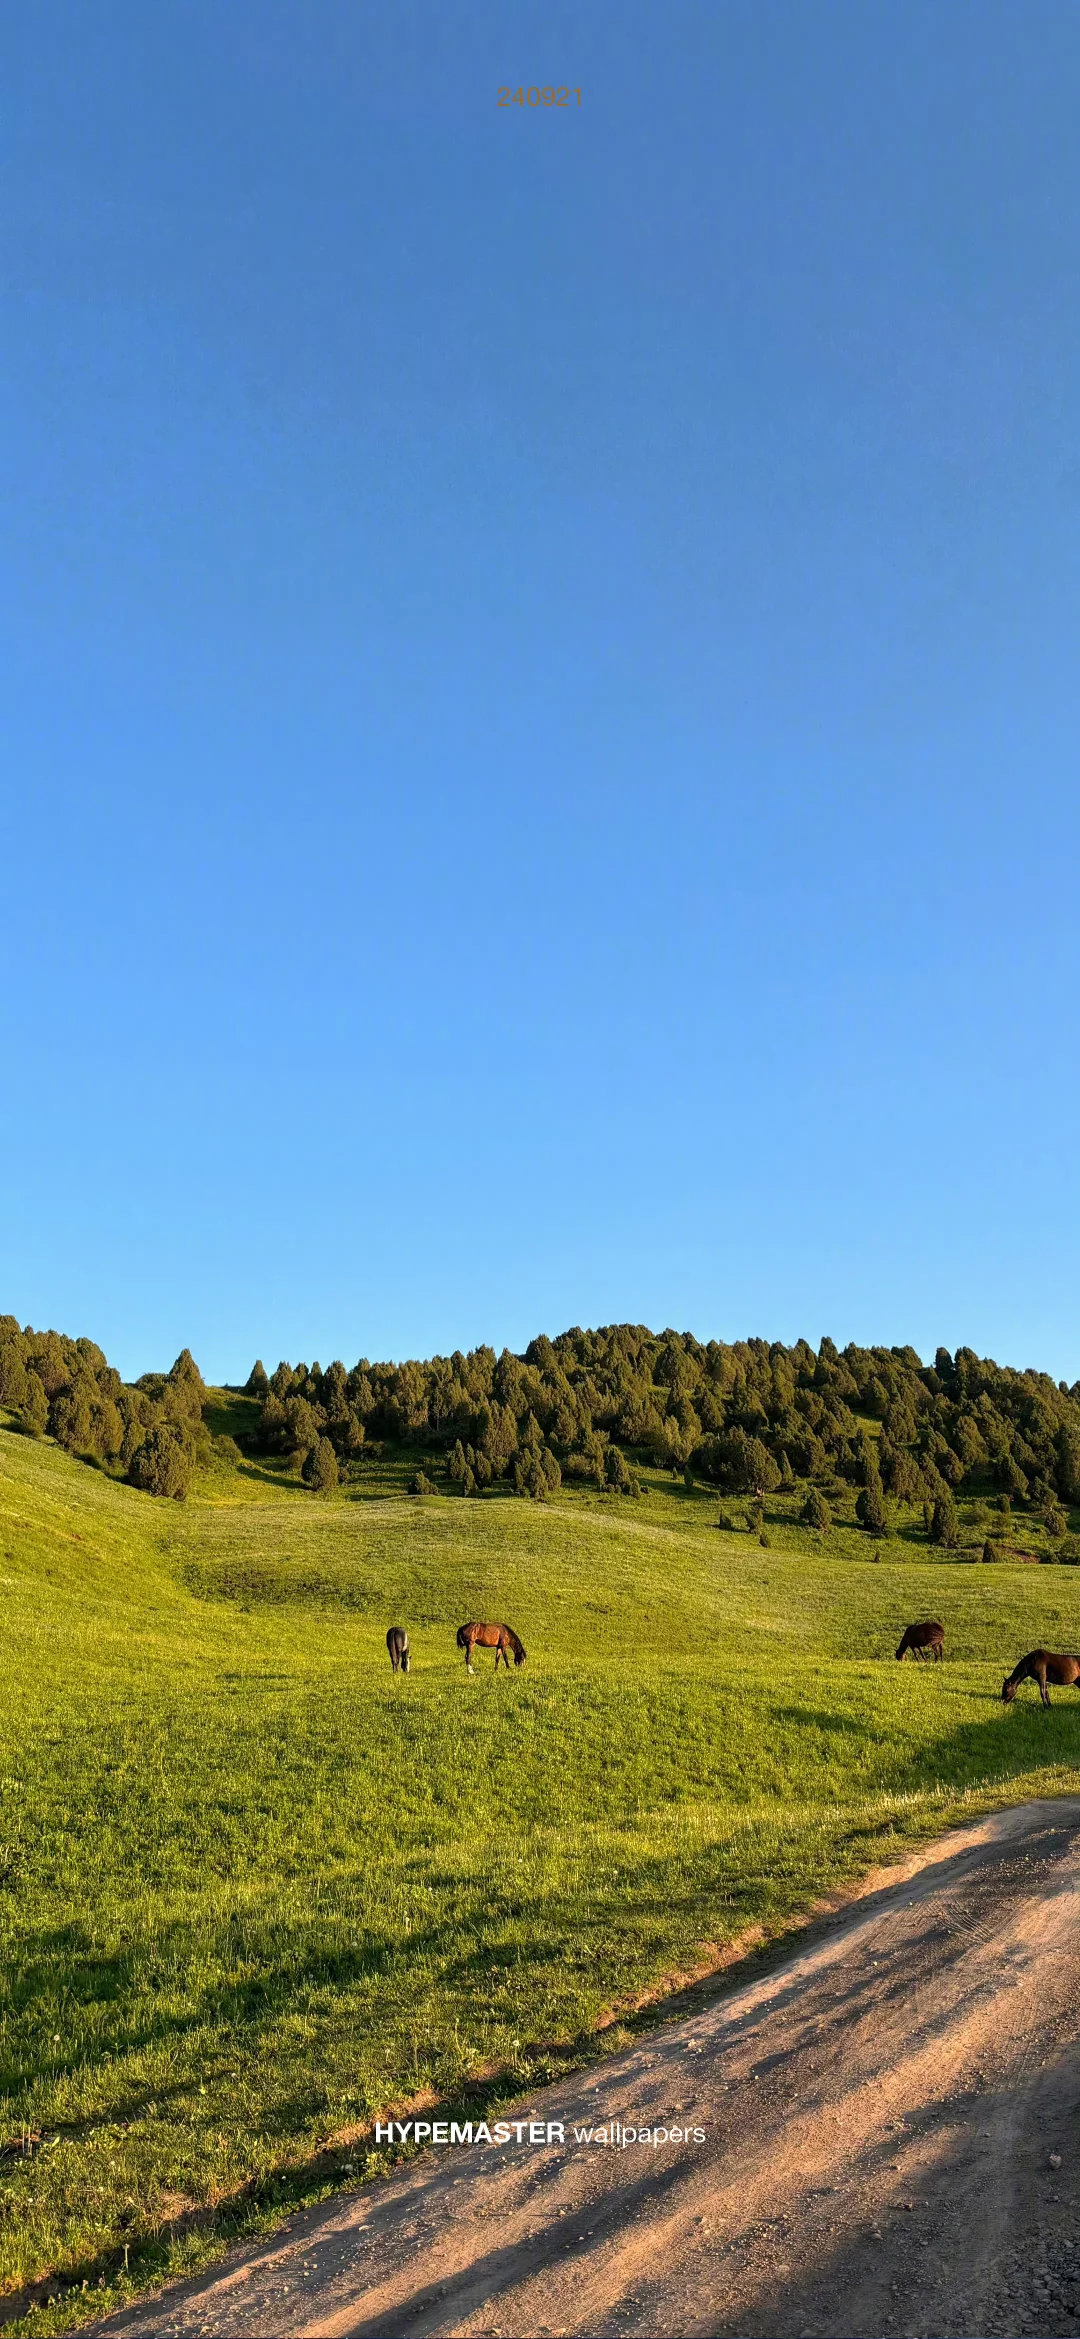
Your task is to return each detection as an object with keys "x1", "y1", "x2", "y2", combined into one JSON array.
[{"x1": 456, "y1": 1624, "x2": 469, "y2": 1649}]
